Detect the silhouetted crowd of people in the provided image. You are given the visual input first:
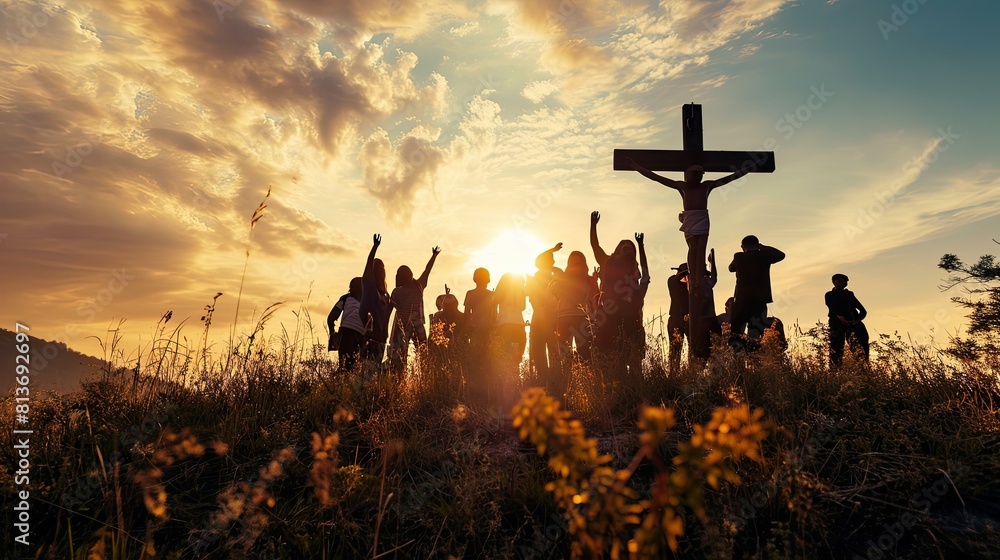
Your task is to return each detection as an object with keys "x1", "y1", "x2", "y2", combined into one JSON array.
[{"x1": 328, "y1": 214, "x2": 871, "y2": 400}]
